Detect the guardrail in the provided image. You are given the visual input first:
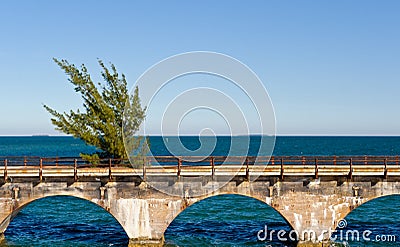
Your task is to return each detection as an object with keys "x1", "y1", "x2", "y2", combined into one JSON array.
[{"x1": 1, "y1": 156, "x2": 400, "y2": 182}]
